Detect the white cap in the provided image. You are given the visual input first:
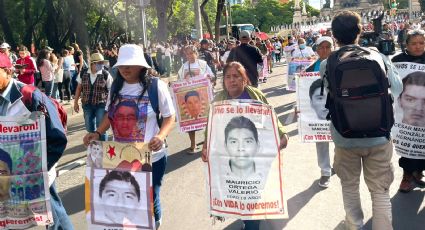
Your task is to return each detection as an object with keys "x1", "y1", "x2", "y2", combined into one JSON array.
[
  {"x1": 240, "y1": 30, "x2": 251, "y2": 39},
  {"x1": 0, "y1": 43, "x2": 10, "y2": 49},
  {"x1": 113, "y1": 44, "x2": 151, "y2": 69},
  {"x1": 316, "y1": 36, "x2": 333, "y2": 46}
]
